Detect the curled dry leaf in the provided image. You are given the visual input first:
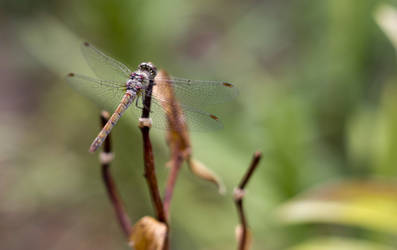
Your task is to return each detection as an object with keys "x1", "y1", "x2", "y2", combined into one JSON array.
[
  {"x1": 155, "y1": 70, "x2": 225, "y2": 194},
  {"x1": 129, "y1": 216, "x2": 167, "y2": 250},
  {"x1": 188, "y1": 157, "x2": 225, "y2": 194},
  {"x1": 235, "y1": 224, "x2": 252, "y2": 250},
  {"x1": 154, "y1": 70, "x2": 191, "y2": 163}
]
